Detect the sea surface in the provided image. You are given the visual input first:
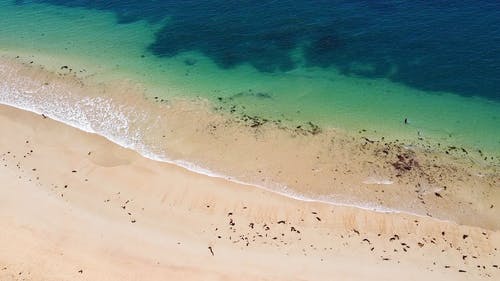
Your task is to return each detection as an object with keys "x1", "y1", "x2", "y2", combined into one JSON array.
[{"x1": 1, "y1": 0, "x2": 499, "y2": 153}]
